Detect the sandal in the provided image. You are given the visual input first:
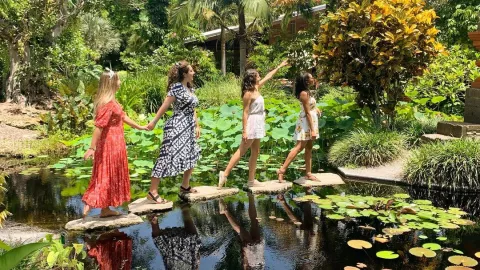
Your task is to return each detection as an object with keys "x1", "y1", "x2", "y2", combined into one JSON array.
[
  {"x1": 218, "y1": 171, "x2": 227, "y2": 188},
  {"x1": 147, "y1": 192, "x2": 168, "y2": 204},
  {"x1": 180, "y1": 186, "x2": 198, "y2": 194},
  {"x1": 247, "y1": 179, "x2": 265, "y2": 187},
  {"x1": 305, "y1": 173, "x2": 321, "y2": 182},
  {"x1": 276, "y1": 168, "x2": 286, "y2": 183},
  {"x1": 99, "y1": 209, "x2": 121, "y2": 218}
]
